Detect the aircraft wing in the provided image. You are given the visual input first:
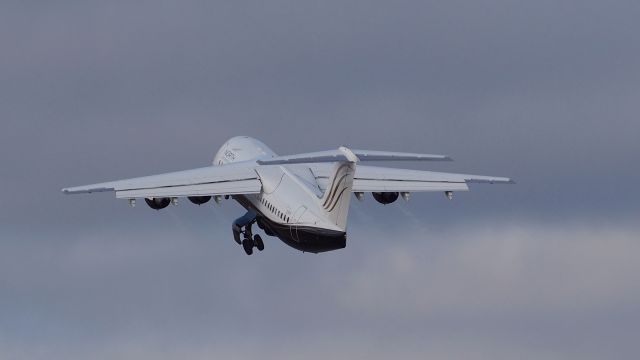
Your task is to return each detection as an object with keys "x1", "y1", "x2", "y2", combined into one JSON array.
[
  {"x1": 62, "y1": 162, "x2": 261, "y2": 199},
  {"x1": 310, "y1": 164, "x2": 513, "y2": 193}
]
